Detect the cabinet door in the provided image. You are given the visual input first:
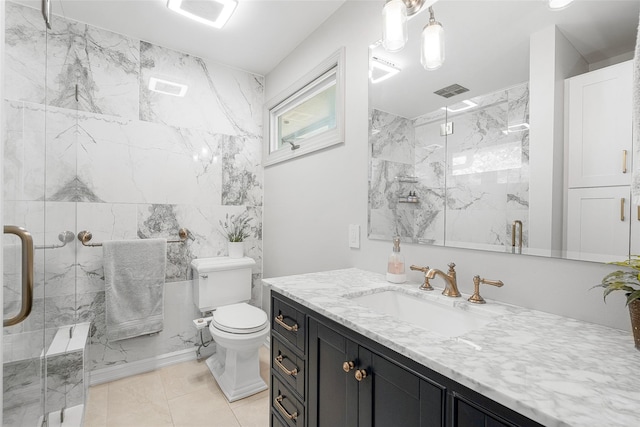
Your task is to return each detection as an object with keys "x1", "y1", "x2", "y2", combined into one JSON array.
[
  {"x1": 453, "y1": 396, "x2": 513, "y2": 427},
  {"x1": 566, "y1": 186, "x2": 630, "y2": 262},
  {"x1": 631, "y1": 203, "x2": 640, "y2": 256},
  {"x1": 308, "y1": 319, "x2": 358, "y2": 427},
  {"x1": 358, "y1": 347, "x2": 445, "y2": 427},
  {"x1": 567, "y1": 60, "x2": 632, "y2": 188}
]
